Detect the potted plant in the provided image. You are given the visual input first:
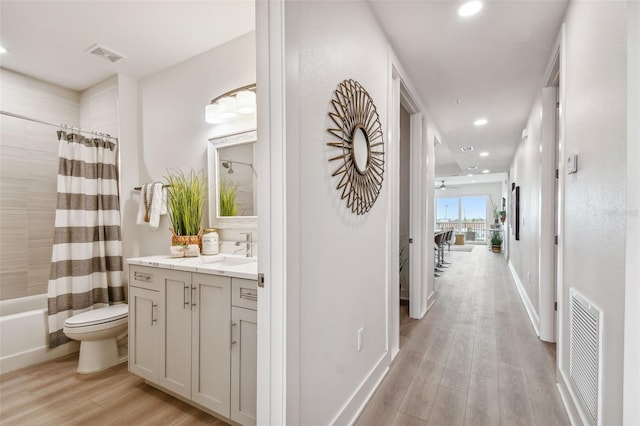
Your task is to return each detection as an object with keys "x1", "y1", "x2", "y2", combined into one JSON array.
[
  {"x1": 499, "y1": 210, "x2": 507, "y2": 223},
  {"x1": 164, "y1": 168, "x2": 206, "y2": 247},
  {"x1": 490, "y1": 232, "x2": 503, "y2": 253}
]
